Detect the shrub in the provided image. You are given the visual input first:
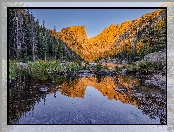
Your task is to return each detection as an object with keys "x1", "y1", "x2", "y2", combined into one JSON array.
[
  {"x1": 9, "y1": 60, "x2": 17, "y2": 79},
  {"x1": 9, "y1": 60, "x2": 27, "y2": 79},
  {"x1": 96, "y1": 63, "x2": 102, "y2": 71},
  {"x1": 71, "y1": 62, "x2": 80, "y2": 71},
  {"x1": 132, "y1": 62, "x2": 136, "y2": 67},
  {"x1": 75, "y1": 59, "x2": 81, "y2": 66},
  {"x1": 29, "y1": 60, "x2": 49, "y2": 71},
  {"x1": 131, "y1": 62, "x2": 137, "y2": 71},
  {"x1": 138, "y1": 61, "x2": 155, "y2": 73},
  {"x1": 84, "y1": 62, "x2": 90, "y2": 70},
  {"x1": 138, "y1": 62, "x2": 145, "y2": 69},
  {"x1": 66, "y1": 64, "x2": 71, "y2": 72},
  {"x1": 115, "y1": 66, "x2": 119, "y2": 72},
  {"x1": 153, "y1": 62, "x2": 164, "y2": 70},
  {"x1": 49, "y1": 60, "x2": 62, "y2": 72},
  {"x1": 9, "y1": 60, "x2": 17, "y2": 72},
  {"x1": 103, "y1": 65, "x2": 108, "y2": 70},
  {"x1": 145, "y1": 61, "x2": 153, "y2": 69}
]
